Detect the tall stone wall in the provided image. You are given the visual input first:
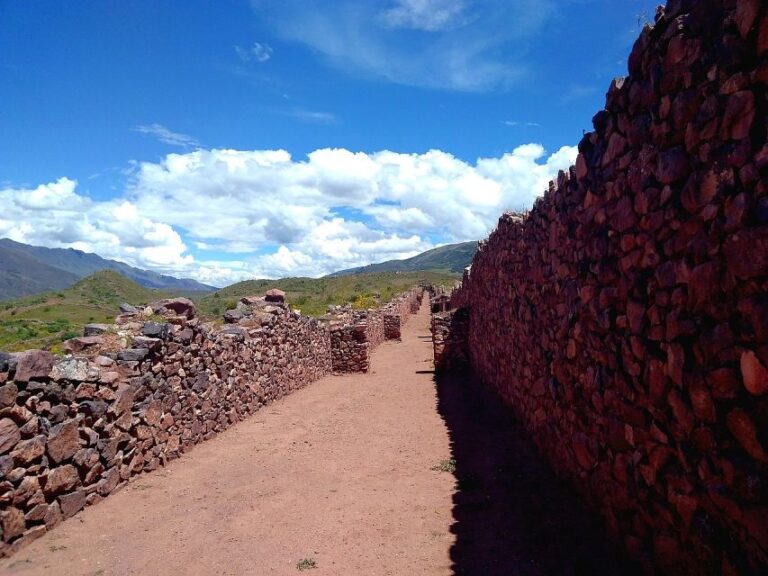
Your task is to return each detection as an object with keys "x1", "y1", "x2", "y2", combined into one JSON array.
[
  {"x1": 0, "y1": 288, "x2": 422, "y2": 554},
  {"x1": 450, "y1": 1, "x2": 768, "y2": 573}
]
